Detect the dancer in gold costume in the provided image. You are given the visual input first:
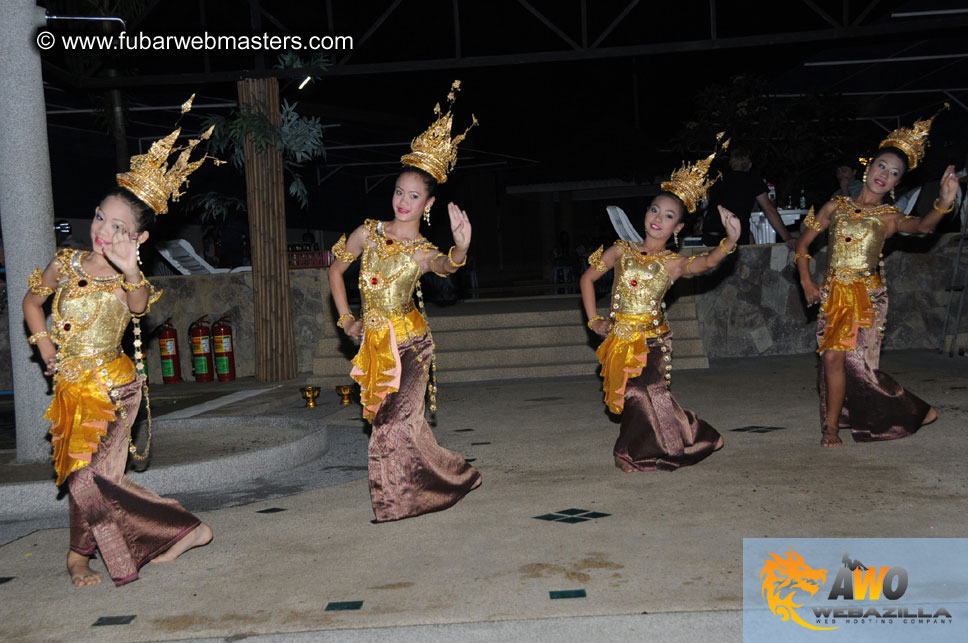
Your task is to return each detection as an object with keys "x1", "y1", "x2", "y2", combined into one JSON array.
[
  {"x1": 329, "y1": 82, "x2": 481, "y2": 521},
  {"x1": 23, "y1": 97, "x2": 216, "y2": 586},
  {"x1": 580, "y1": 135, "x2": 738, "y2": 472},
  {"x1": 795, "y1": 106, "x2": 958, "y2": 446}
]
